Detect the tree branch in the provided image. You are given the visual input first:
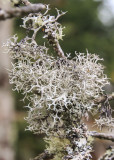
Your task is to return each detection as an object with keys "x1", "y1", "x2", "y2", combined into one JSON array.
[
  {"x1": 0, "y1": 4, "x2": 46, "y2": 21},
  {"x1": 47, "y1": 32, "x2": 65, "y2": 58},
  {"x1": 94, "y1": 92, "x2": 114, "y2": 104},
  {"x1": 90, "y1": 131, "x2": 114, "y2": 142},
  {"x1": 34, "y1": 131, "x2": 114, "y2": 160}
]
